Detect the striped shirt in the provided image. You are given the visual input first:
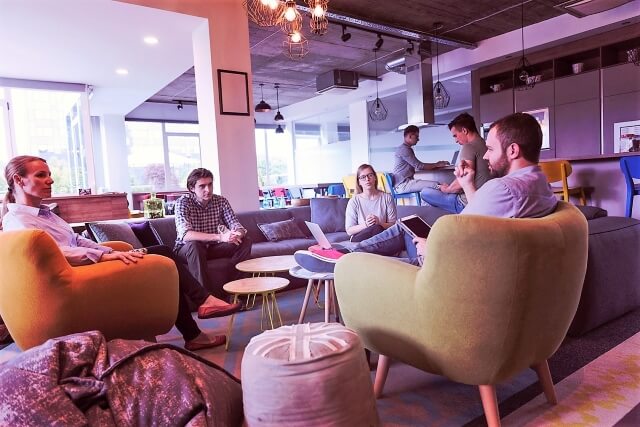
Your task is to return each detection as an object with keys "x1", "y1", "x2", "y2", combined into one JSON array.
[{"x1": 174, "y1": 193, "x2": 246, "y2": 248}]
